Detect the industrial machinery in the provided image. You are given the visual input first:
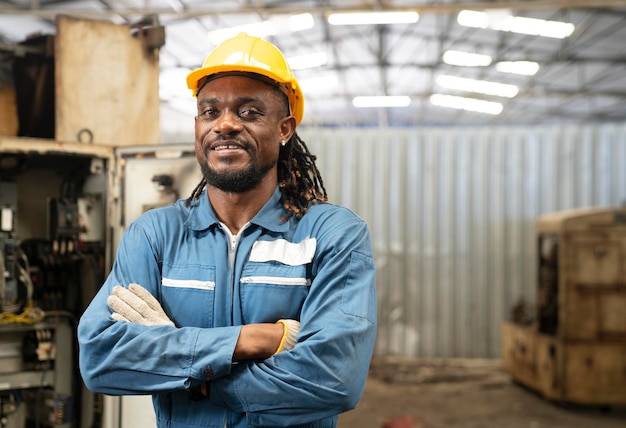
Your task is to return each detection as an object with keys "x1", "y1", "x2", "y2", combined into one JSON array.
[
  {"x1": 502, "y1": 207, "x2": 626, "y2": 406},
  {"x1": 0, "y1": 151, "x2": 107, "y2": 428},
  {"x1": 0, "y1": 13, "x2": 168, "y2": 428},
  {"x1": 0, "y1": 144, "x2": 199, "y2": 428}
]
